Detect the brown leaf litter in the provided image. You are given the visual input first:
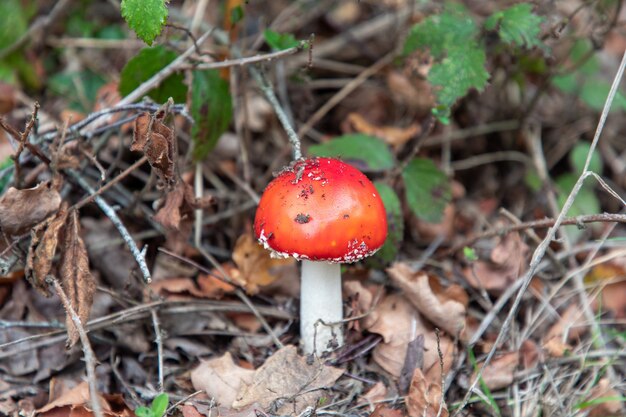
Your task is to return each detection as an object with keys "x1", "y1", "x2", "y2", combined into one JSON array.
[
  {"x1": 406, "y1": 368, "x2": 448, "y2": 417},
  {"x1": 0, "y1": 180, "x2": 61, "y2": 236}
]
